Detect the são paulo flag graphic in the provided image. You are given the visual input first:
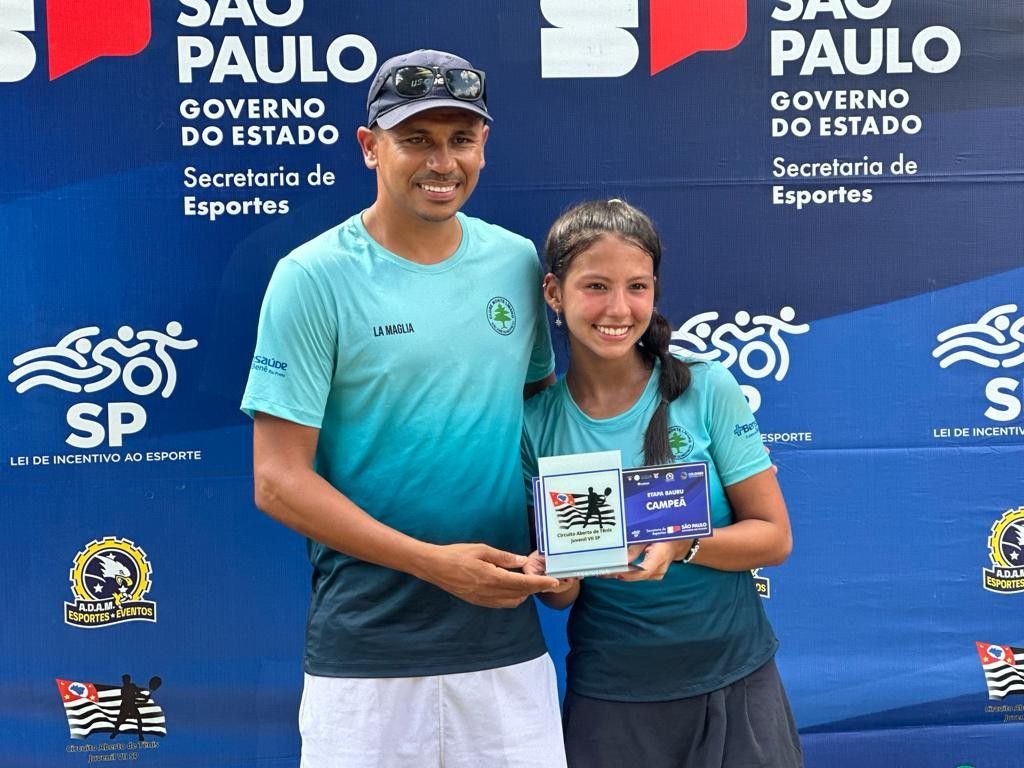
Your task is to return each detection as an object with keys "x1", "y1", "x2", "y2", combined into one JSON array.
[
  {"x1": 976, "y1": 643, "x2": 1024, "y2": 700},
  {"x1": 56, "y1": 677, "x2": 165, "y2": 739}
]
